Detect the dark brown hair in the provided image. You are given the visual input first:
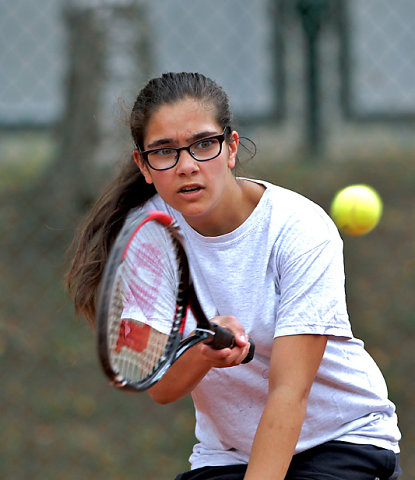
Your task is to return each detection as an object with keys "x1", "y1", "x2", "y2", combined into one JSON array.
[{"x1": 66, "y1": 72, "x2": 235, "y2": 324}]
